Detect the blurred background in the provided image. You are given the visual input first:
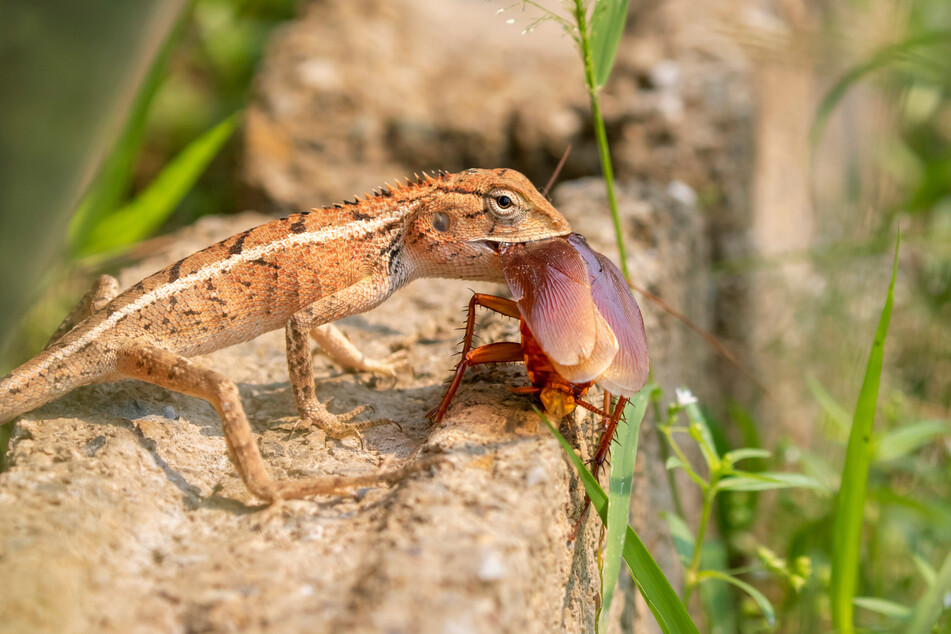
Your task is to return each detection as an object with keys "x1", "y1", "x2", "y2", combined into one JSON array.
[{"x1": 0, "y1": 0, "x2": 948, "y2": 631}]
